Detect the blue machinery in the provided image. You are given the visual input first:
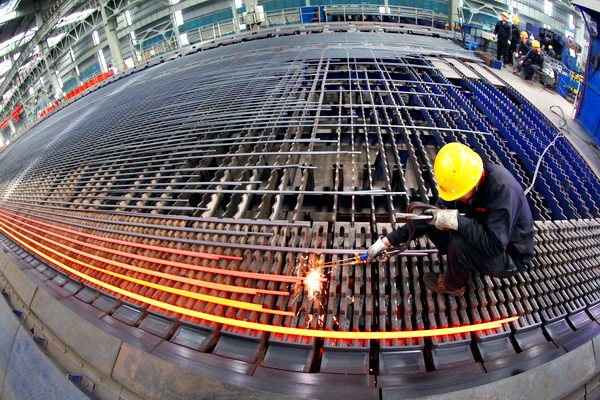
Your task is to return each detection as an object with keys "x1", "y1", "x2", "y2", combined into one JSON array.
[{"x1": 574, "y1": 1, "x2": 600, "y2": 147}]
